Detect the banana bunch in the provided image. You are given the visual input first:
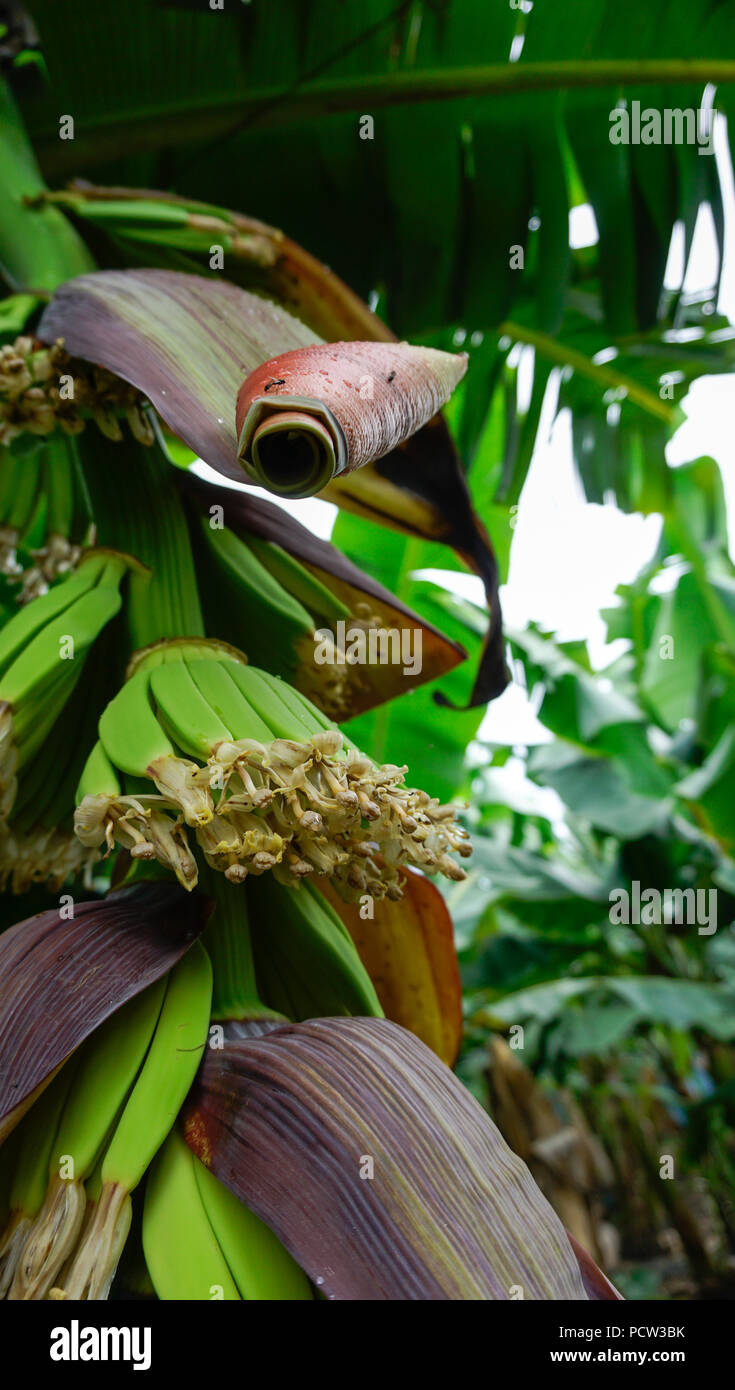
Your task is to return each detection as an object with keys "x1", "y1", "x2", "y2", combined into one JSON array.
[
  {"x1": 0, "y1": 435, "x2": 91, "y2": 605},
  {"x1": 196, "y1": 517, "x2": 377, "y2": 720},
  {"x1": 0, "y1": 616, "x2": 119, "y2": 892},
  {"x1": 143, "y1": 1128, "x2": 312, "y2": 1301},
  {"x1": 74, "y1": 638, "x2": 471, "y2": 899},
  {"x1": 1, "y1": 940, "x2": 211, "y2": 1301},
  {"x1": 0, "y1": 548, "x2": 130, "y2": 890},
  {"x1": 248, "y1": 874, "x2": 383, "y2": 1020}
]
